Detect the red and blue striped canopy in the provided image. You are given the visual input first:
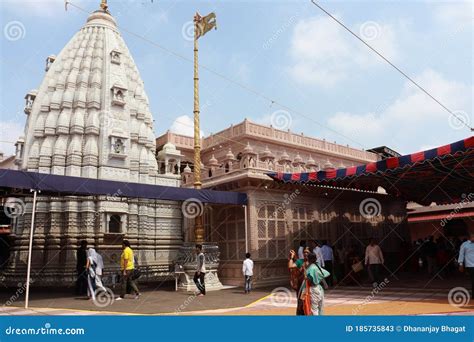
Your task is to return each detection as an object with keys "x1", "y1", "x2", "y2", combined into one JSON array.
[{"x1": 267, "y1": 136, "x2": 474, "y2": 205}]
